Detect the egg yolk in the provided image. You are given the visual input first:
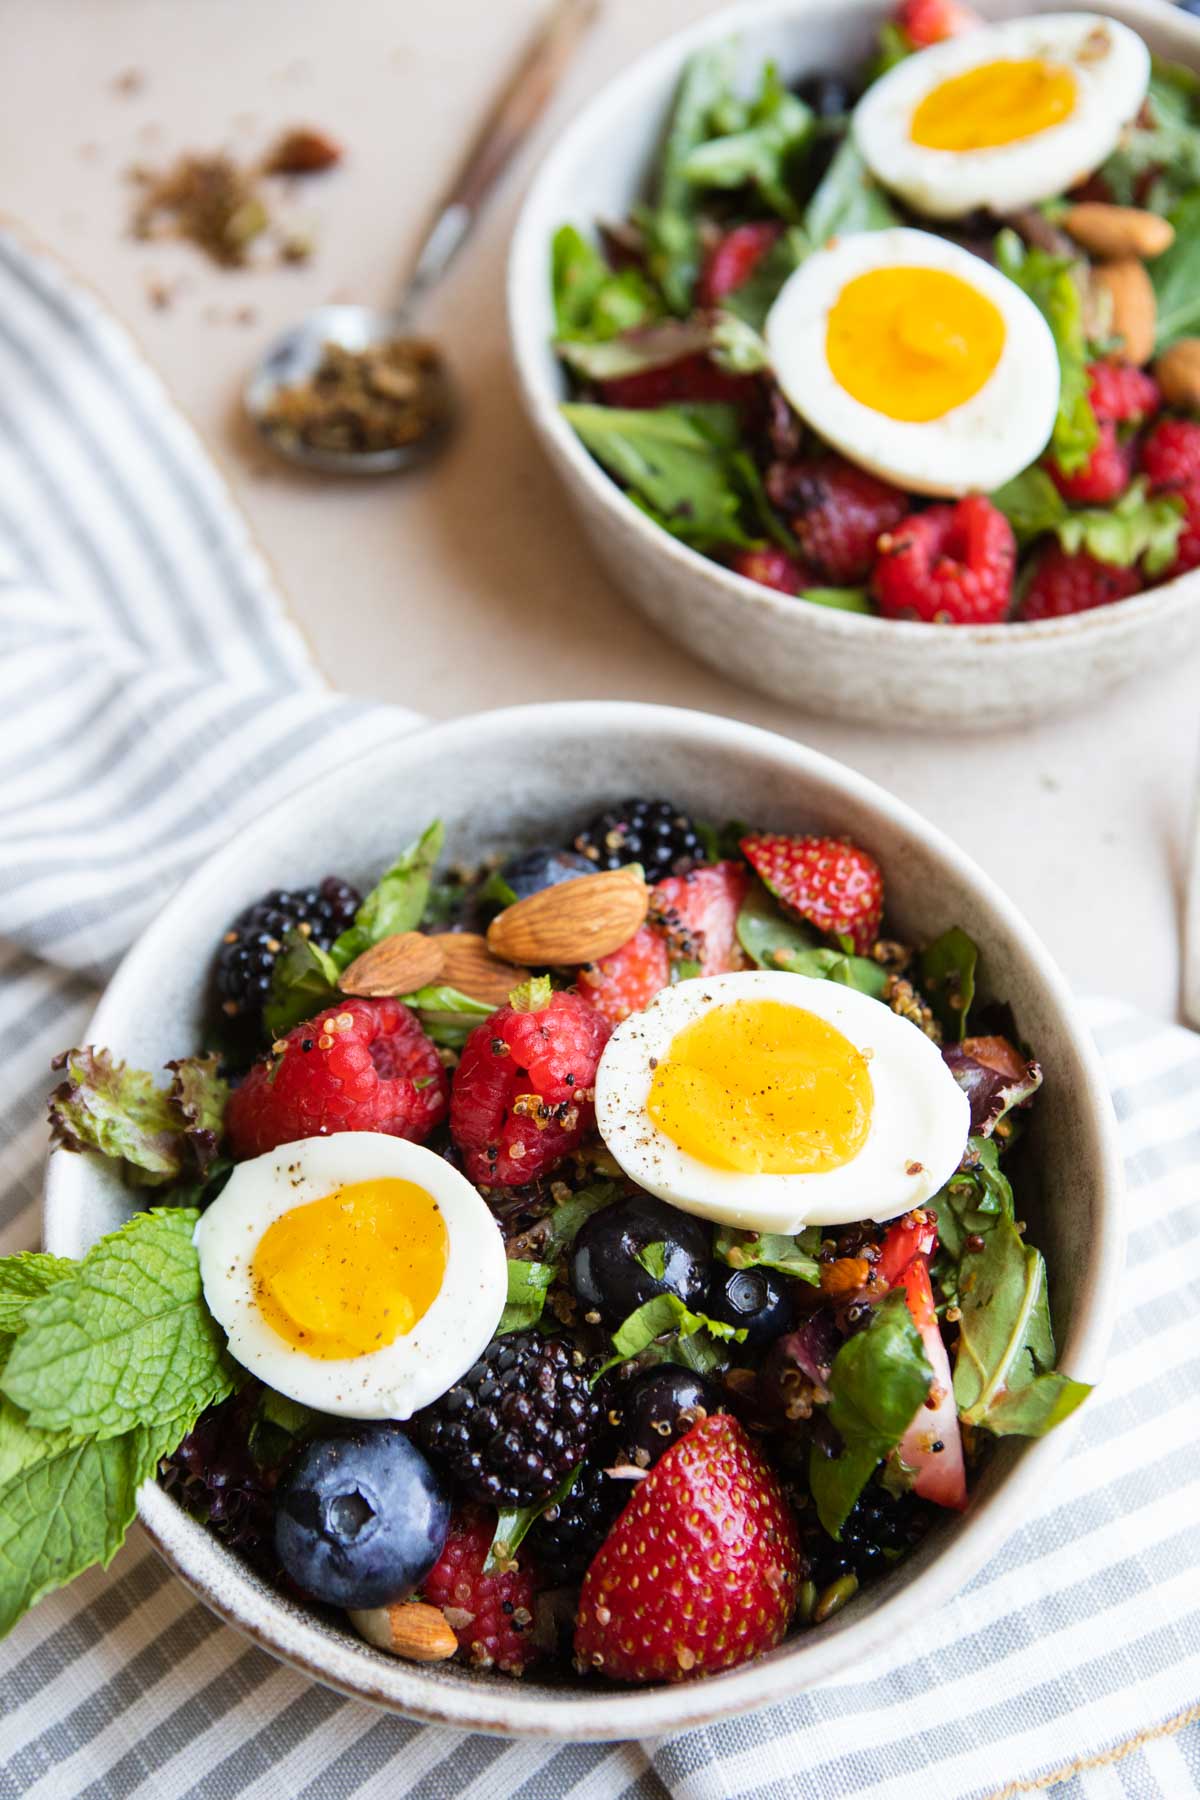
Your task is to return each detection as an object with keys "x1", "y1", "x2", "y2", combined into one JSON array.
[
  {"x1": 825, "y1": 265, "x2": 1005, "y2": 423},
  {"x1": 646, "y1": 999, "x2": 873, "y2": 1175},
  {"x1": 252, "y1": 1178, "x2": 448, "y2": 1360},
  {"x1": 910, "y1": 58, "x2": 1077, "y2": 151}
]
